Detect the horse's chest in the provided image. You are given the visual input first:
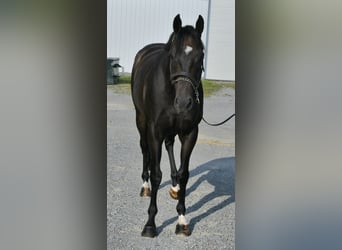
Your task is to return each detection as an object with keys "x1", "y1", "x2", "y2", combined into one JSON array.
[
  {"x1": 175, "y1": 116, "x2": 196, "y2": 131},
  {"x1": 156, "y1": 112, "x2": 197, "y2": 135}
]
